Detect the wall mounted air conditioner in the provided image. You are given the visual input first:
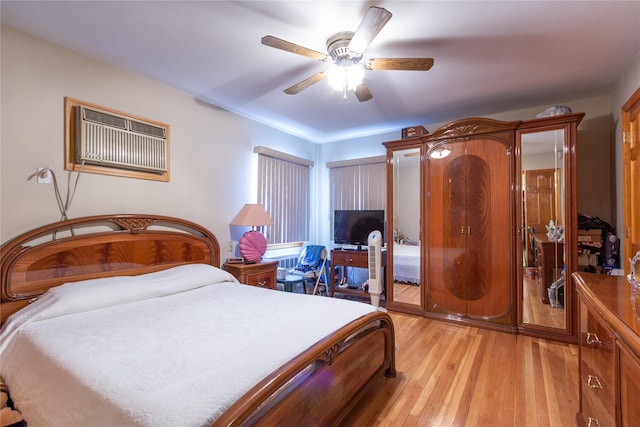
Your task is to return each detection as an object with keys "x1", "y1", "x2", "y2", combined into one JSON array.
[{"x1": 76, "y1": 106, "x2": 168, "y2": 174}]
